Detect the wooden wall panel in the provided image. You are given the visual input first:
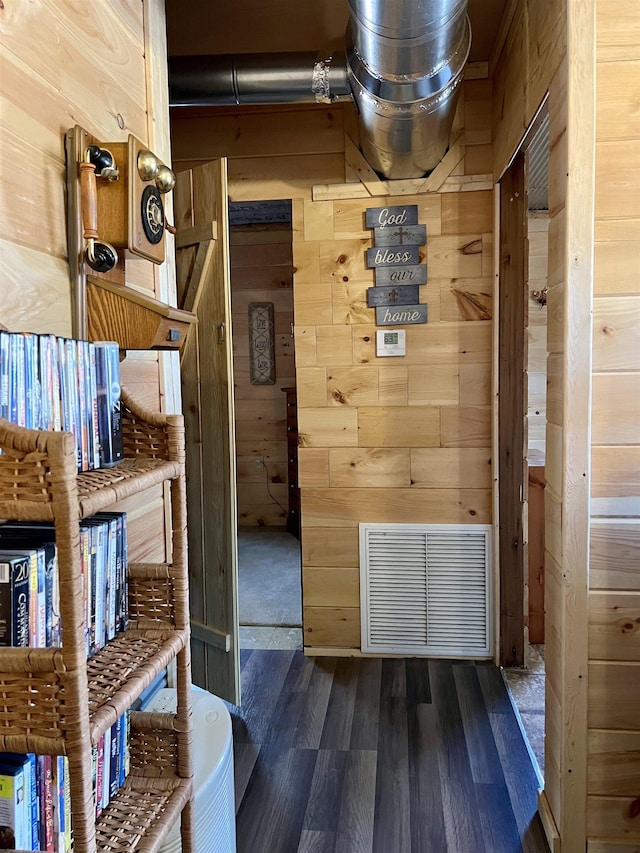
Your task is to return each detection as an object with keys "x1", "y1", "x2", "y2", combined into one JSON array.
[
  {"x1": 592, "y1": 374, "x2": 640, "y2": 445},
  {"x1": 588, "y1": 843, "x2": 640, "y2": 853},
  {"x1": 588, "y1": 8, "x2": 640, "y2": 846},
  {"x1": 230, "y1": 224, "x2": 294, "y2": 527},
  {"x1": 302, "y1": 488, "x2": 491, "y2": 527},
  {"x1": 303, "y1": 568, "x2": 360, "y2": 608},
  {"x1": 492, "y1": 1, "x2": 591, "y2": 844},
  {"x1": 302, "y1": 528, "x2": 359, "y2": 568},
  {"x1": 592, "y1": 448, "x2": 640, "y2": 499},
  {"x1": 589, "y1": 592, "x2": 640, "y2": 662},
  {"x1": 492, "y1": 0, "x2": 566, "y2": 177},
  {"x1": 588, "y1": 729, "x2": 640, "y2": 797},
  {"x1": 171, "y1": 105, "x2": 344, "y2": 163},
  {"x1": 291, "y1": 182, "x2": 494, "y2": 648},
  {"x1": 1, "y1": 1, "x2": 171, "y2": 574},
  {"x1": 303, "y1": 605, "x2": 360, "y2": 648},
  {"x1": 229, "y1": 154, "x2": 346, "y2": 201},
  {"x1": 590, "y1": 521, "x2": 640, "y2": 591},
  {"x1": 526, "y1": 214, "x2": 549, "y2": 456}
]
